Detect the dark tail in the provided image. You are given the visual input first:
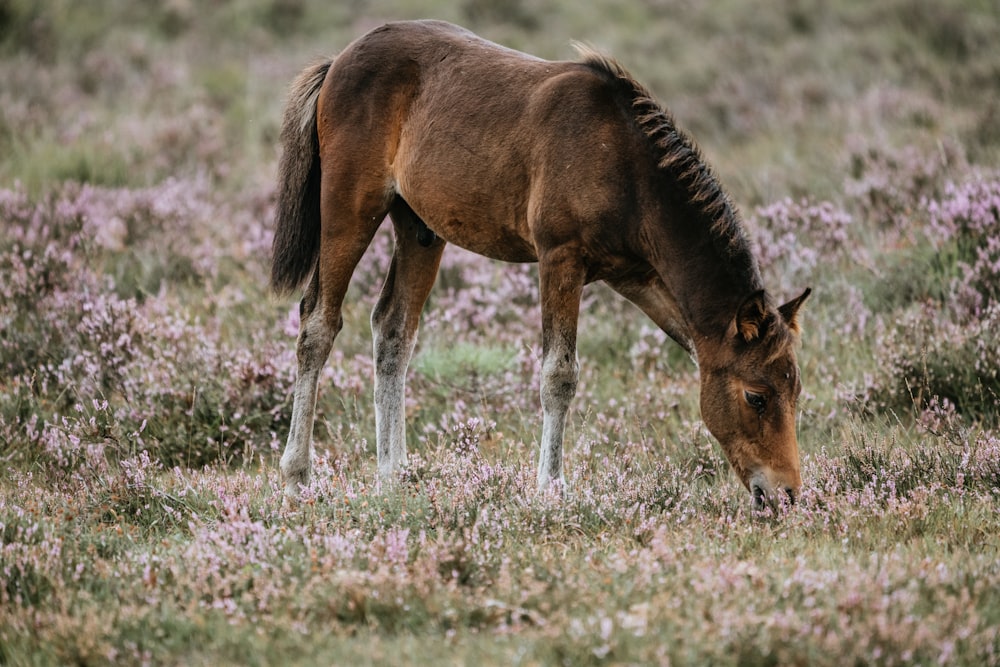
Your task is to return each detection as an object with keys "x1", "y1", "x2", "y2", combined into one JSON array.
[{"x1": 271, "y1": 57, "x2": 333, "y2": 296}]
